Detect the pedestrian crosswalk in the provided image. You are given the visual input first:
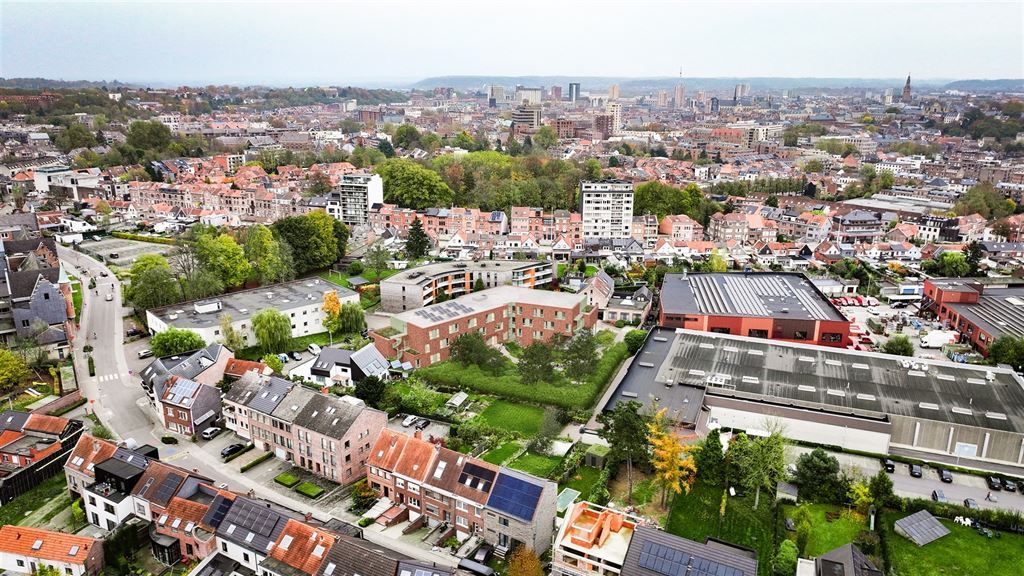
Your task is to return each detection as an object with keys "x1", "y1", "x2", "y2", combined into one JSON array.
[{"x1": 96, "y1": 374, "x2": 120, "y2": 383}]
